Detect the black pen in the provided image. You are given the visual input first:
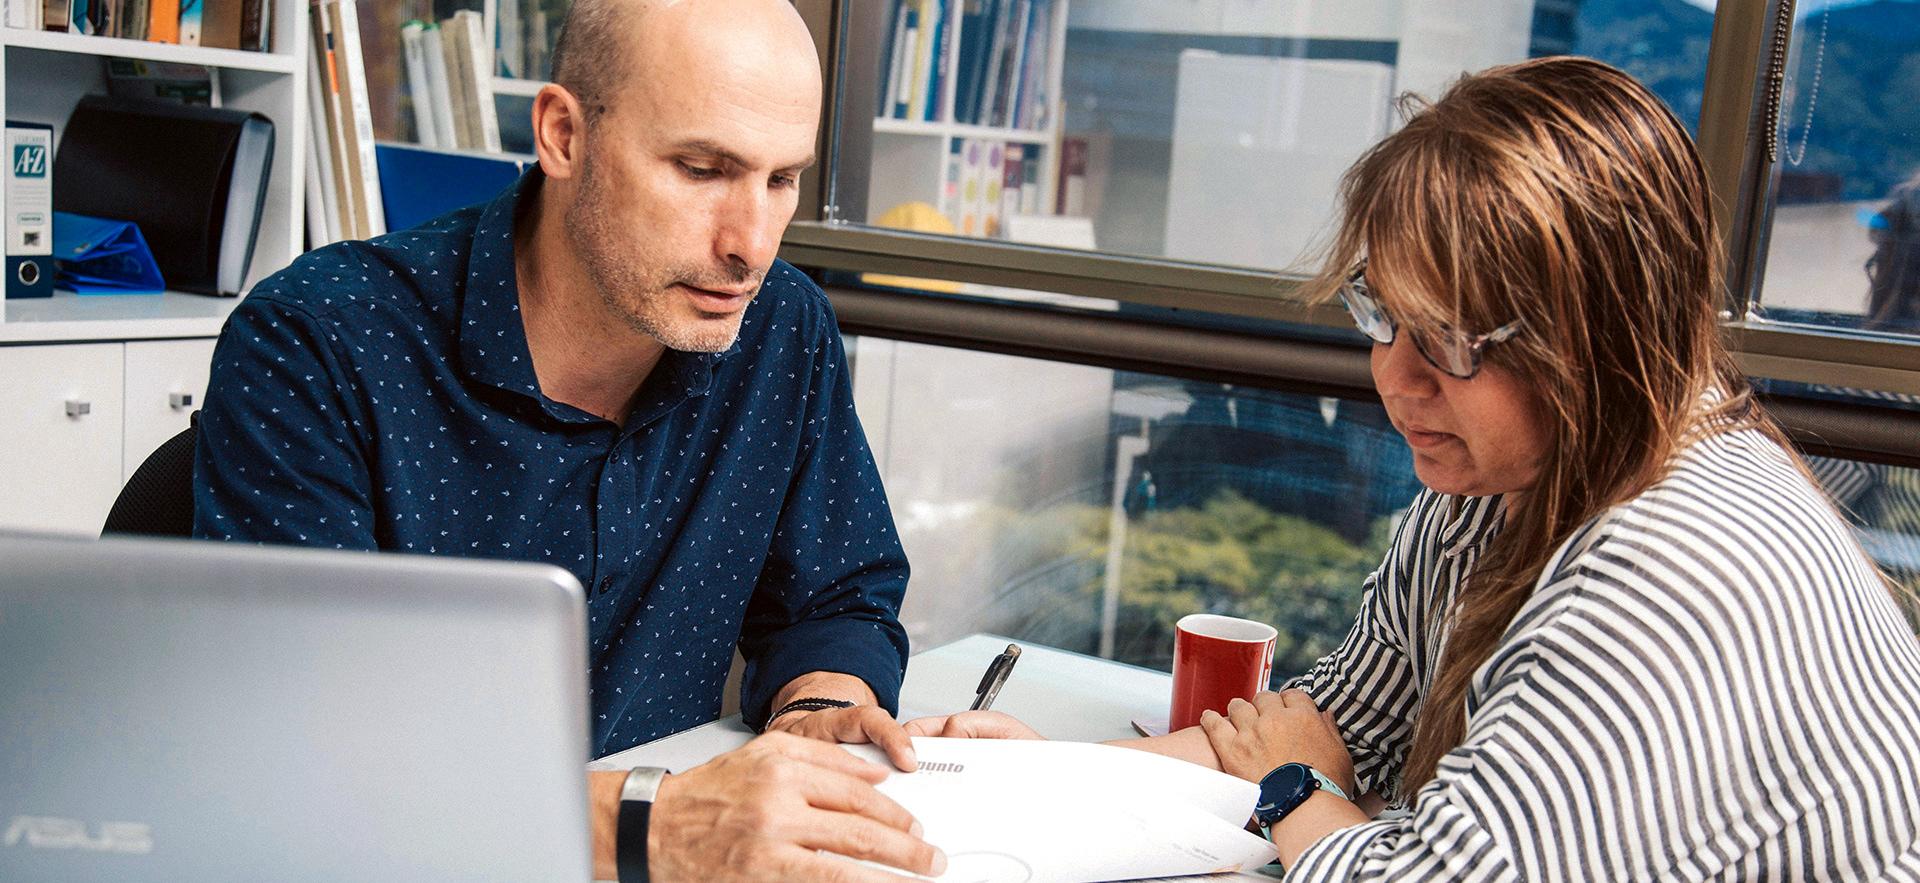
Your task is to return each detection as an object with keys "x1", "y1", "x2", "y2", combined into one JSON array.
[{"x1": 970, "y1": 643, "x2": 1022, "y2": 711}]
